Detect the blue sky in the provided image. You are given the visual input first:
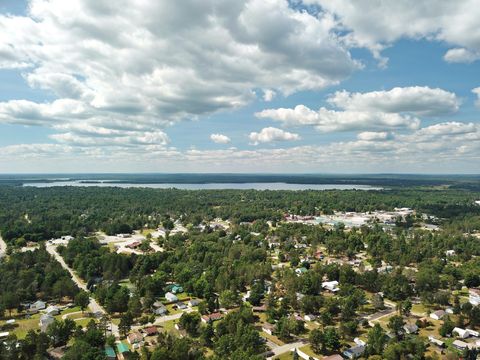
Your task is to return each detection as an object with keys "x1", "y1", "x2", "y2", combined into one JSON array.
[{"x1": 0, "y1": 0, "x2": 479, "y2": 173}]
